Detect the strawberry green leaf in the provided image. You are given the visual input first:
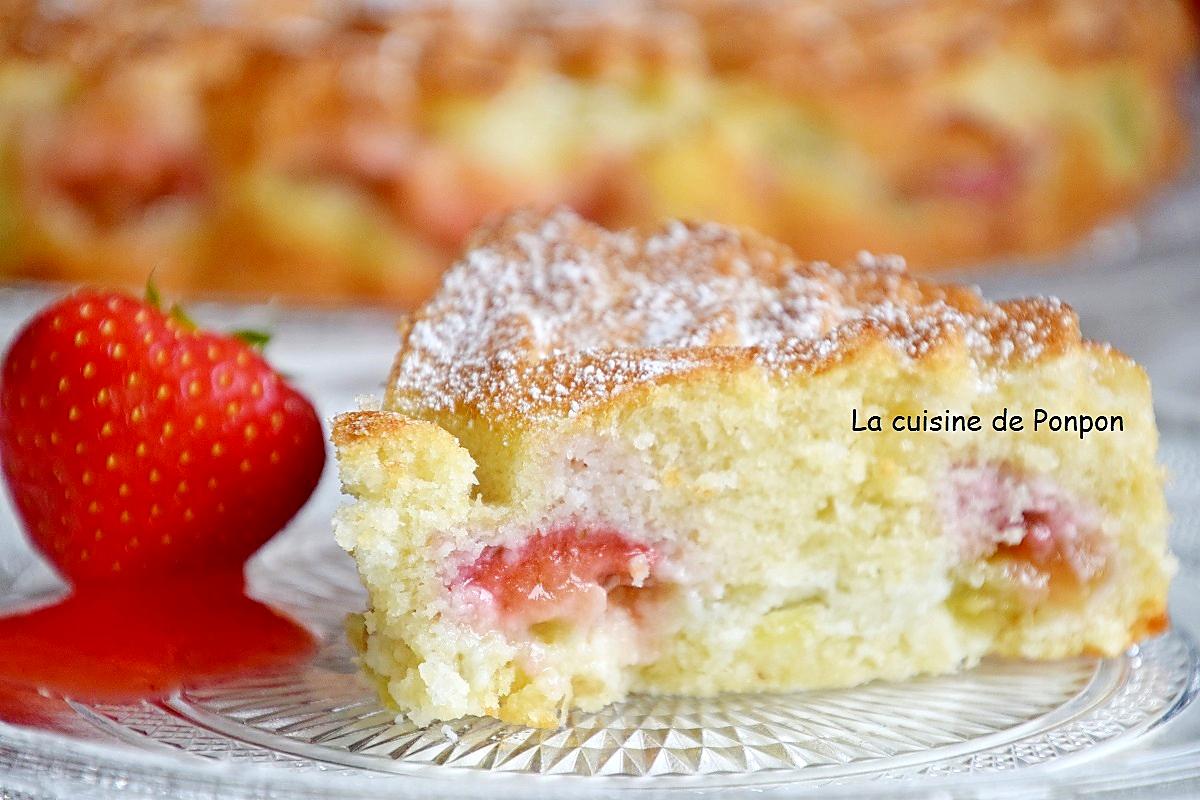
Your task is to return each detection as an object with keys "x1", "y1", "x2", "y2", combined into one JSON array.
[
  {"x1": 144, "y1": 275, "x2": 162, "y2": 310},
  {"x1": 231, "y1": 329, "x2": 272, "y2": 351},
  {"x1": 168, "y1": 303, "x2": 198, "y2": 330},
  {"x1": 148, "y1": 275, "x2": 271, "y2": 352}
]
